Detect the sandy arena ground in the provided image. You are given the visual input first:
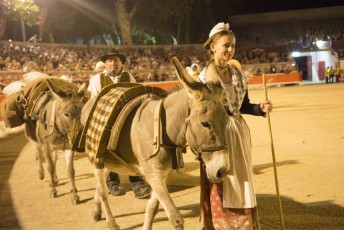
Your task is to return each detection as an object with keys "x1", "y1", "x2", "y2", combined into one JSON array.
[{"x1": 0, "y1": 83, "x2": 344, "y2": 230}]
